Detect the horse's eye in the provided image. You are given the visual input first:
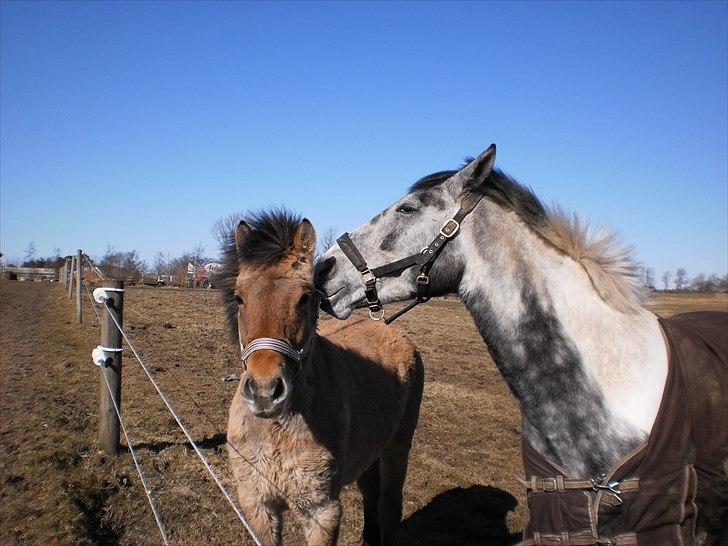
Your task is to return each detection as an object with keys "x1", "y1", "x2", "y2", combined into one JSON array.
[
  {"x1": 298, "y1": 293, "x2": 311, "y2": 307},
  {"x1": 396, "y1": 204, "x2": 418, "y2": 214},
  {"x1": 234, "y1": 295, "x2": 244, "y2": 306}
]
